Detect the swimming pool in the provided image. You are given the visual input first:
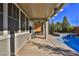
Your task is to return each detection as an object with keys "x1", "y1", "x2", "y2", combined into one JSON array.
[{"x1": 63, "y1": 35, "x2": 79, "y2": 52}]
